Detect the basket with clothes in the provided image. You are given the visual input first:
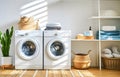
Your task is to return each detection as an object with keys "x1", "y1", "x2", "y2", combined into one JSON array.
[{"x1": 102, "y1": 46, "x2": 120, "y2": 70}]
